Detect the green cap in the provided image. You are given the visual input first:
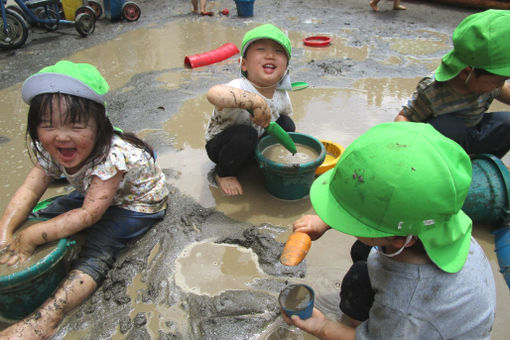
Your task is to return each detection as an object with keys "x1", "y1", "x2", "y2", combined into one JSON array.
[
  {"x1": 241, "y1": 24, "x2": 291, "y2": 61},
  {"x1": 310, "y1": 122, "x2": 473, "y2": 273},
  {"x1": 435, "y1": 9, "x2": 510, "y2": 81},
  {"x1": 22, "y1": 60, "x2": 109, "y2": 105}
]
